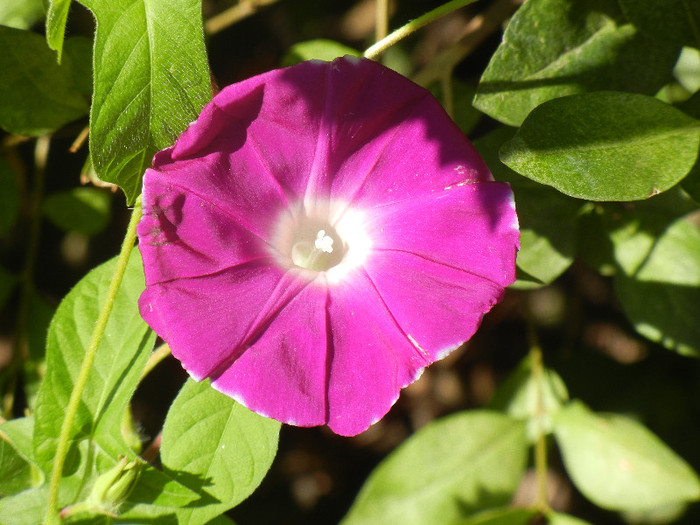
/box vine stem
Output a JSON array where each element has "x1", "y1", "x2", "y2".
[
  {"x1": 375, "y1": 0, "x2": 389, "y2": 43},
  {"x1": 45, "y1": 198, "x2": 143, "y2": 524},
  {"x1": 528, "y1": 321, "x2": 551, "y2": 514},
  {"x1": 364, "y1": 0, "x2": 478, "y2": 60}
]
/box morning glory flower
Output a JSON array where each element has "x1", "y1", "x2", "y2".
[{"x1": 137, "y1": 56, "x2": 519, "y2": 436}]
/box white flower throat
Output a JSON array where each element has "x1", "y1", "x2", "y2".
[
  {"x1": 290, "y1": 224, "x2": 345, "y2": 271},
  {"x1": 272, "y1": 200, "x2": 372, "y2": 282}
]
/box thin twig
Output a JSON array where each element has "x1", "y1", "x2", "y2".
[
  {"x1": 69, "y1": 126, "x2": 89, "y2": 153},
  {"x1": 205, "y1": 0, "x2": 280, "y2": 35},
  {"x1": 375, "y1": 0, "x2": 389, "y2": 43},
  {"x1": 364, "y1": 0, "x2": 479, "y2": 60},
  {"x1": 412, "y1": 0, "x2": 522, "y2": 87}
]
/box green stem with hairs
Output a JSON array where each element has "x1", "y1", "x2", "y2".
[
  {"x1": 364, "y1": 0, "x2": 478, "y2": 60},
  {"x1": 528, "y1": 322, "x2": 551, "y2": 514},
  {"x1": 44, "y1": 198, "x2": 143, "y2": 524}
]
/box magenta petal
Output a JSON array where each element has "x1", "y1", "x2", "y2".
[
  {"x1": 325, "y1": 273, "x2": 429, "y2": 436},
  {"x1": 325, "y1": 61, "x2": 491, "y2": 206},
  {"x1": 364, "y1": 250, "x2": 504, "y2": 361},
  {"x1": 367, "y1": 181, "x2": 519, "y2": 287},
  {"x1": 138, "y1": 171, "x2": 270, "y2": 285},
  {"x1": 139, "y1": 262, "x2": 308, "y2": 381},
  {"x1": 210, "y1": 281, "x2": 329, "y2": 427}
]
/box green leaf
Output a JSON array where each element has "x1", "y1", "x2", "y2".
[
  {"x1": 42, "y1": 187, "x2": 111, "y2": 235},
  {"x1": 429, "y1": 79, "x2": 481, "y2": 135},
  {"x1": 501, "y1": 92, "x2": 700, "y2": 201},
  {"x1": 553, "y1": 400, "x2": 700, "y2": 511},
  {"x1": 0, "y1": 152, "x2": 20, "y2": 236},
  {"x1": 489, "y1": 356, "x2": 568, "y2": 440},
  {"x1": 46, "y1": 0, "x2": 72, "y2": 60},
  {"x1": 618, "y1": 0, "x2": 700, "y2": 48},
  {"x1": 340, "y1": 411, "x2": 528, "y2": 525},
  {"x1": 547, "y1": 512, "x2": 592, "y2": 525},
  {"x1": 0, "y1": 417, "x2": 39, "y2": 471},
  {"x1": 0, "y1": 432, "x2": 33, "y2": 496},
  {"x1": 674, "y1": 47, "x2": 700, "y2": 95},
  {"x1": 282, "y1": 39, "x2": 360, "y2": 66},
  {"x1": 0, "y1": 485, "x2": 50, "y2": 525},
  {"x1": 473, "y1": 0, "x2": 678, "y2": 126},
  {"x1": 602, "y1": 189, "x2": 697, "y2": 276},
  {"x1": 0, "y1": 0, "x2": 45, "y2": 30},
  {"x1": 77, "y1": 0, "x2": 212, "y2": 204},
  {"x1": 615, "y1": 216, "x2": 700, "y2": 357},
  {"x1": 63, "y1": 36, "x2": 94, "y2": 97},
  {"x1": 0, "y1": 26, "x2": 88, "y2": 136},
  {"x1": 474, "y1": 127, "x2": 581, "y2": 286},
  {"x1": 33, "y1": 249, "x2": 156, "y2": 473},
  {"x1": 456, "y1": 507, "x2": 537, "y2": 525},
  {"x1": 160, "y1": 378, "x2": 281, "y2": 524}
]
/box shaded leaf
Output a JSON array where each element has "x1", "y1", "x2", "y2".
[
  {"x1": 501, "y1": 92, "x2": 700, "y2": 201},
  {"x1": 474, "y1": 0, "x2": 677, "y2": 126},
  {"x1": 615, "y1": 215, "x2": 700, "y2": 357},
  {"x1": 341, "y1": 411, "x2": 528, "y2": 525},
  {"x1": 619, "y1": 0, "x2": 700, "y2": 48},
  {"x1": 0, "y1": 150, "x2": 20, "y2": 236},
  {"x1": 553, "y1": 401, "x2": 700, "y2": 511},
  {"x1": 0, "y1": 26, "x2": 88, "y2": 136},
  {"x1": 0, "y1": 265, "x2": 18, "y2": 312},
  {"x1": 430, "y1": 79, "x2": 481, "y2": 135},
  {"x1": 42, "y1": 187, "x2": 111, "y2": 235},
  {"x1": 475, "y1": 127, "x2": 581, "y2": 286},
  {"x1": 489, "y1": 356, "x2": 568, "y2": 440},
  {"x1": 77, "y1": 0, "x2": 212, "y2": 204},
  {"x1": 160, "y1": 378, "x2": 281, "y2": 524}
]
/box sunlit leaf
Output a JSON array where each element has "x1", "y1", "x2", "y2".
[
  {"x1": 456, "y1": 507, "x2": 537, "y2": 525},
  {"x1": 77, "y1": 0, "x2": 212, "y2": 204},
  {"x1": 160, "y1": 378, "x2": 281, "y2": 524},
  {"x1": 547, "y1": 512, "x2": 593, "y2": 525},
  {"x1": 553, "y1": 401, "x2": 700, "y2": 511},
  {"x1": 46, "y1": 0, "x2": 72, "y2": 60},
  {"x1": 282, "y1": 39, "x2": 360, "y2": 66},
  {"x1": 615, "y1": 215, "x2": 700, "y2": 357},
  {"x1": 341, "y1": 411, "x2": 528, "y2": 525},
  {"x1": 501, "y1": 92, "x2": 700, "y2": 201},
  {"x1": 0, "y1": 0, "x2": 44, "y2": 30}
]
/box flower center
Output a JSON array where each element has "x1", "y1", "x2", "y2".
[
  {"x1": 289, "y1": 221, "x2": 346, "y2": 271},
  {"x1": 271, "y1": 200, "x2": 371, "y2": 282}
]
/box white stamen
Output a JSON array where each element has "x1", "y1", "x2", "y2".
[{"x1": 314, "y1": 230, "x2": 334, "y2": 253}]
